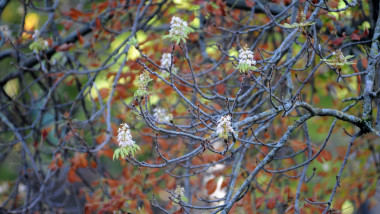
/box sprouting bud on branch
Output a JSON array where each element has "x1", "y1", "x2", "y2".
[
  {"x1": 323, "y1": 49, "x2": 355, "y2": 68},
  {"x1": 134, "y1": 70, "x2": 153, "y2": 98}
]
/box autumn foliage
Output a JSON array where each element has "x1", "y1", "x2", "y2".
[{"x1": 0, "y1": 0, "x2": 379, "y2": 213}]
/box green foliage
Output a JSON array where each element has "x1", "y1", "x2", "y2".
[
  {"x1": 162, "y1": 26, "x2": 194, "y2": 44},
  {"x1": 237, "y1": 63, "x2": 258, "y2": 73},
  {"x1": 323, "y1": 49, "x2": 355, "y2": 69},
  {"x1": 113, "y1": 144, "x2": 141, "y2": 161},
  {"x1": 29, "y1": 39, "x2": 48, "y2": 52},
  {"x1": 127, "y1": 37, "x2": 138, "y2": 46},
  {"x1": 281, "y1": 12, "x2": 315, "y2": 29}
]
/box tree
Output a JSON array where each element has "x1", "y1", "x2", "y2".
[{"x1": 0, "y1": 0, "x2": 379, "y2": 213}]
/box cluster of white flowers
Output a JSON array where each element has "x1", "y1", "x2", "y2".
[
  {"x1": 175, "y1": 185, "x2": 185, "y2": 198},
  {"x1": 216, "y1": 115, "x2": 234, "y2": 139},
  {"x1": 160, "y1": 53, "x2": 173, "y2": 71},
  {"x1": 0, "y1": 25, "x2": 11, "y2": 40},
  {"x1": 139, "y1": 72, "x2": 148, "y2": 91},
  {"x1": 169, "y1": 16, "x2": 188, "y2": 38},
  {"x1": 238, "y1": 48, "x2": 256, "y2": 67},
  {"x1": 153, "y1": 108, "x2": 171, "y2": 123},
  {"x1": 117, "y1": 123, "x2": 136, "y2": 147}
]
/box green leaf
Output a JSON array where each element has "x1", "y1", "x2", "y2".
[{"x1": 344, "y1": 55, "x2": 355, "y2": 60}]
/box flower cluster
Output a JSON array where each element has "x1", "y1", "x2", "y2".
[
  {"x1": 153, "y1": 108, "x2": 172, "y2": 123},
  {"x1": 216, "y1": 115, "x2": 234, "y2": 140},
  {"x1": 160, "y1": 53, "x2": 176, "y2": 73},
  {"x1": 0, "y1": 25, "x2": 11, "y2": 40},
  {"x1": 162, "y1": 16, "x2": 194, "y2": 44},
  {"x1": 113, "y1": 123, "x2": 141, "y2": 161},
  {"x1": 29, "y1": 30, "x2": 49, "y2": 52},
  {"x1": 117, "y1": 123, "x2": 135, "y2": 147},
  {"x1": 173, "y1": 185, "x2": 188, "y2": 202},
  {"x1": 237, "y1": 47, "x2": 257, "y2": 73},
  {"x1": 170, "y1": 17, "x2": 188, "y2": 37},
  {"x1": 175, "y1": 185, "x2": 185, "y2": 198},
  {"x1": 134, "y1": 70, "x2": 152, "y2": 98},
  {"x1": 324, "y1": 49, "x2": 355, "y2": 68}
]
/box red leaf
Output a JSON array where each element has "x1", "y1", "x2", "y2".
[
  {"x1": 331, "y1": 37, "x2": 344, "y2": 46},
  {"x1": 41, "y1": 128, "x2": 49, "y2": 139},
  {"x1": 245, "y1": 0, "x2": 255, "y2": 7},
  {"x1": 256, "y1": 197, "x2": 265, "y2": 209},
  {"x1": 361, "y1": 28, "x2": 369, "y2": 38},
  {"x1": 95, "y1": 18, "x2": 102, "y2": 30},
  {"x1": 206, "y1": 178, "x2": 217, "y2": 195},
  {"x1": 351, "y1": 33, "x2": 360, "y2": 41},
  {"x1": 267, "y1": 197, "x2": 276, "y2": 209}
]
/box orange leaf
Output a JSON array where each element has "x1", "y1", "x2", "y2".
[
  {"x1": 105, "y1": 179, "x2": 119, "y2": 188},
  {"x1": 316, "y1": 150, "x2": 332, "y2": 163},
  {"x1": 216, "y1": 84, "x2": 225, "y2": 94},
  {"x1": 221, "y1": 179, "x2": 228, "y2": 189},
  {"x1": 129, "y1": 199, "x2": 138, "y2": 210},
  {"x1": 99, "y1": 88, "x2": 110, "y2": 99},
  {"x1": 290, "y1": 140, "x2": 307, "y2": 150},
  {"x1": 206, "y1": 178, "x2": 217, "y2": 195},
  {"x1": 68, "y1": 167, "x2": 81, "y2": 183},
  {"x1": 77, "y1": 30, "x2": 84, "y2": 45},
  {"x1": 361, "y1": 58, "x2": 368, "y2": 69},
  {"x1": 90, "y1": 160, "x2": 97, "y2": 168},
  {"x1": 57, "y1": 158, "x2": 63, "y2": 168}
]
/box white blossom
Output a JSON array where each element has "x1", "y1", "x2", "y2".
[
  {"x1": 216, "y1": 115, "x2": 234, "y2": 139},
  {"x1": 175, "y1": 185, "x2": 185, "y2": 198},
  {"x1": 169, "y1": 16, "x2": 188, "y2": 38},
  {"x1": 0, "y1": 25, "x2": 11, "y2": 40},
  {"x1": 138, "y1": 72, "x2": 148, "y2": 91},
  {"x1": 160, "y1": 53, "x2": 173, "y2": 71},
  {"x1": 32, "y1": 30, "x2": 39, "y2": 40},
  {"x1": 153, "y1": 108, "x2": 172, "y2": 123},
  {"x1": 117, "y1": 123, "x2": 136, "y2": 147},
  {"x1": 238, "y1": 48, "x2": 256, "y2": 66}
]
